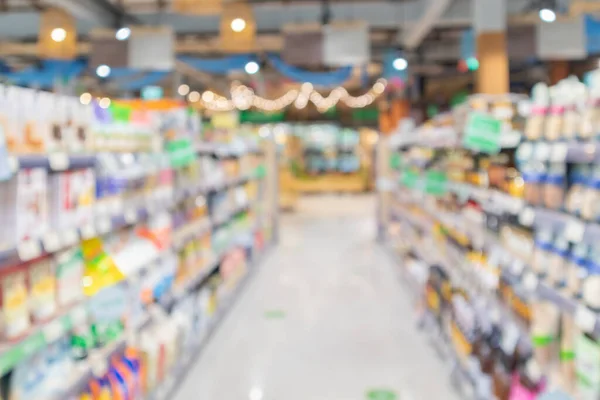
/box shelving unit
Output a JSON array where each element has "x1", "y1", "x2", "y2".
[
  {"x1": 0, "y1": 93, "x2": 279, "y2": 399},
  {"x1": 377, "y1": 94, "x2": 593, "y2": 399}
]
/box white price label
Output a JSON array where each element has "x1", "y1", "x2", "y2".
[
  {"x1": 81, "y1": 223, "x2": 96, "y2": 240},
  {"x1": 518, "y1": 207, "x2": 535, "y2": 227},
  {"x1": 511, "y1": 259, "x2": 526, "y2": 275},
  {"x1": 48, "y1": 153, "x2": 69, "y2": 171},
  {"x1": 17, "y1": 239, "x2": 42, "y2": 261},
  {"x1": 534, "y1": 143, "x2": 551, "y2": 161},
  {"x1": 575, "y1": 305, "x2": 597, "y2": 333},
  {"x1": 42, "y1": 232, "x2": 61, "y2": 253},
  {"x1": 550, "y1": 143, "x2": 568, "y2": 162},
  {"x1": 110, "y1": 199, "x2": 123, "y2": 215},
  {"x1": 97, "y1": 218, "x2": 111, "y2": 235},
  {"x1": 43, "y1": 319, "x2": 65, "y2": 343},
  {"x1": 523, "y1": 272, "x2": 538, "y2": 291},
  {"x1": 70, "y1": 306, "x2": 87, "y2": 325},
  {"x1": 62, "y1": 229, "x2": 79, "y2": 247},
  {"x1": 501, "y1": 323, "x2": 521, "y2": 354},
  {"x1": 124, "y1": 209, "x2": 138, "y2": 224},
  {"x1": 516, "y1": 142, "x2": 534, "y2": 160},
  {"x1": 565, "y1": 219, "x2": 586, "y2": 243},
  {"x1": 8, "y1": 156, "x2": 19, "y2": 173},
  {"x1": 95, "y1": 202, "x2": 108, "y2": 216}
]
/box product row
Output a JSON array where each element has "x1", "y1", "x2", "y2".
[{"x1": 0, "y1": 149, "x2": 262, "y2": 255}]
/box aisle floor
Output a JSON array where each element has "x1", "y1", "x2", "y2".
[{"x1": 174, "y1": 195, "x2": 458, "y2": 400}]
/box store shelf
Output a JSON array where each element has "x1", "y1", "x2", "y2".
[
  {"x1": 174, "y1": 175, "x2": 254, "y2": 204},
  {"x1": 519, "y1": 141, "x2": 599, "y2": 164},
  {"x1": 50, "y1": 338, "x2": 127, "y2": 400},
  {"x1": 211, "y1": 203, "x2": 251, "y2": 229},
  {"x1": 14, "y1": 153, "x2": 97, "y2": 171},
  {"x1": 195, "y1": 142, "x2": 262, "y2": 158},
  {"x1": 145, "y1": 245, "x2": 269, "y2": 400},
  {"x1": 0, "y1": 196, "x2": 173, "y2": 268},
  {"x1": 0, "y1": 303, "x2": 88, "y2": 376},
  {"x1": 523, "y1": 207, "x2": 600, "y2": 246}
]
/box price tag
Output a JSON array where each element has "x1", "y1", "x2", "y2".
[
  {"x1": 95, "y1": 202, "x2": 108, "y2": 216},
  {"x1": 8, "y1": 156, "x2": 19, "y2": 173},
  {"x1": 110, "y1": 199, "x2": 123, "y2": 215},
  {"x1": 97, "y1": 218, "x2": 111, "y2": 235},
  {"x1": 124, "y1": 209, "x2": 138, "y2": 224},
  {"x1": 511, "y1": 259, "x2": 525, "y2": 275},
  {"x1": 550, "y1": 143, "x2": 568, "y2": 162},
  {"x1": 516, "y1": 142, "x2": 533, "y2": 161},
  {"x1": 48, "y1": 153, "x2": 69, "y2": 171},
  {"x1": 17, "y1": 239, "x2": 42, "y2": 261},
  {"x1": 565, "y1": 218, "x2": 586, "y2": 243},
  {"x1": 81, "y1": 223, "x2": 96, "y2": 240},
  {"x1": 42, "y1": 232, "x2": 61, "y2": 253},
  {"x1": 517, "y1": 99, "x2": 532, "y2": 117},
  {"x1": 501, "y1": 323, "x2": 520, "y2": 354},
  {"x1": 523, "y1": 272, "x2": 538, "y2": 291},
  {"x1": 534, "y1": 143, "x2": 551, "y2": 161},
  {"x1": 62, "y1": 229, "x2": 79, "y2": 247},
  {"x1": 575, "y1": 305, "x2": 597, "y2": 333},
  {"x1": 71, "y1": 306, "x2": 87, "y2": 325},
  {"x1": 42, "y1": 319, "x2": 65, "y2": 343},
  {"x1": 518, "y1": 207, "x2": 535, "y2": 227}
]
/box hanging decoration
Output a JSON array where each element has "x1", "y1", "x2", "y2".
[
  {"x1": 266, "y1": 55, "x2": 353, "y2": 87},
  {"x1": 198, "y1": 79, "x2": 387, "y2": 112}
]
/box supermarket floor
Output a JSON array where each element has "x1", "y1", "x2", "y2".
[{"x1": 174, "y1": 195, "x2": 458, "y2": 400}]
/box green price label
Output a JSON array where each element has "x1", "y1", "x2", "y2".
[
  {"x1": 366, "y1": 389, "x2": 397, "y2": 400},
  {"x1": 425, "y1": 170, "x2": 447, "y2": 196},
  {"x1": 463, "y1": 112, "x2": 503, "y2": 154}
]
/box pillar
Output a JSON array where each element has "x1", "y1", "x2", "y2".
[
  {"x1": 549, "y1": 61, "x2": 570, "y2": 84},
  {"x1": 473, "y1": 0, "x2": 509, "y2": 94}
]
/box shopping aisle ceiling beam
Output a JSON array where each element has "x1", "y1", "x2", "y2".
[
  {"x1": 42, "y1": 0, "x2": 116, "y2": 26},
  {"x1": 42, "y1": 0, "x2": 141, "y2": 27},
  {"x1": 402, "y1": 0, "x2": 453, "y2": 50}
]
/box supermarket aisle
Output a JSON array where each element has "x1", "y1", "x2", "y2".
[{"x1": 174, "y1": 195, "x2": 457, "y2": 400}]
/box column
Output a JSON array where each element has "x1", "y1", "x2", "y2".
[
  {"x1": 473, "y1": 0, "x2": 509, "y2": 94},
  {"x1": 549, "y1": 61, "x2": 570, "y2": 84}
]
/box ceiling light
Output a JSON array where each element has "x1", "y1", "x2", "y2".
[
  {"x1": 202, "y1": 91, "x2": 215, "y2": 102},
  {"x1": 99, "y1": 97, "x2": 111, "y2": 109},
  {"x1": 245, "y1": 61, "x2": 259, "y2": 75},
  {"x1": 96, "y1": 64, "x2": 111, "y2": 78},
  {"x1": 115, "y1": 27, "x2": 131, "y2": 41},
  {"x1": 231, "y1": 18, "x2": 246, "y2": 32},
  {"x1": 178, "y1": 84, "x2": 190, "y2": 96},
  {"x1": 79, "y1": 92, "x2": 92, "y2": 105},
  {"x1": 188, "y1": 91, "x2": 200, "y2": 102},
  {"x1": 393, "y1": 57, "x2": 408, "y2": 71},
  {"x1": 539, "y1": 8, "x2": 556, "y2": 23},
  {"x1": 51, "y1": 28, "x2": 67, "y2": 43}
]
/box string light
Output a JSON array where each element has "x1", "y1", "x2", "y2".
[
  {"x1": 178, "y1": 84, "x2": 190, "y2": 96},
  {"x1": 197, "y1": 79, "x2": 387, "y2": 111},
  {"x1": 188, "y1": 91, "x2": 200, "y2": 102},
  {"x1": 79, "y1": 92, "x2": 92, "y2": 105},
  {"x1": 99, "y1": 97, "x2": 111, "y2": 109}
]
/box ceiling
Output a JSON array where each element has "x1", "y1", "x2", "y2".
[{"x1": 0, "y1": 0, "x2": 597, "y2": 95}]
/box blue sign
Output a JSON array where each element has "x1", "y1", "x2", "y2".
[
  {"x1": 461, "y1": 29, "x2": 475, "y2": 60},
  {"x1": 586, "y1": 15, "x2": 600, "y2": 54},
  {"x1": 141, "y1": 85, "x2": 163, "y2": 100}
]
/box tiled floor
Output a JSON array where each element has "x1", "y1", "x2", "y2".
[{"x1": 174, "y1": 195, "x2": 458, "y2": 400}]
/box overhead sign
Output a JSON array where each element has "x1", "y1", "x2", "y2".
[
  {"x1": 141, "y1": 85, "x2": 163, "y2": 100},
  {"x1": 323, "y1": 22, "x2": 370, "y2": 66}
]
